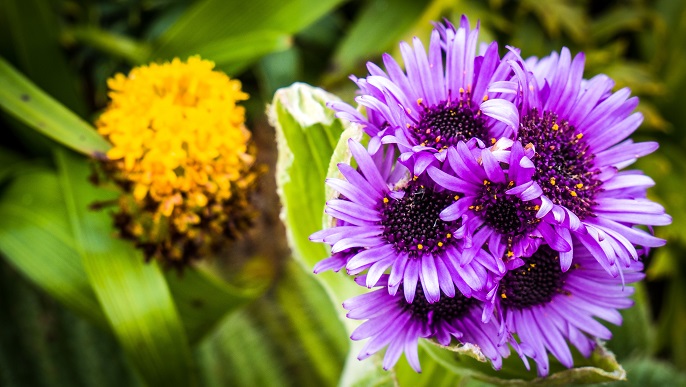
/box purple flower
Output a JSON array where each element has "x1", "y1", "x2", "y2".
[
  {"x1": 428, "y1": 140, "x2": 573, "y2": 270},
  {"x1": 496, "y1": 242, "x2": 643, "y2": 376},
  {"x1": 507, "y1": 48, "x2": 671, "y2": 275},
  {"x1": 329, "y1": 16, "x2": 519, "y2": 175},
  {"x1": 343, "y1": 275, "x2": 509, "y2": 372},
  {"x1": 310, "y1": 139, "x2": 504, "y2": 303}
]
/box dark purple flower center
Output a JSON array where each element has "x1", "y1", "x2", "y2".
[
  {"x1": 474, "y1": 181, "x2": 540, "y2": 235},
  {"x1": 519, "y1": 110, "x2": 601, "y2": 219},
  {"x1": 499, "y1": 245, "x2": 569, "y2": 309},
  {"x1": 401, "y1": 285, "x2": 476, "y2": 323},
  {"x1": 380, "y1": 181, "x2": 459, "y2": 256},
  {"x1": 411, "y1": 98, "x2": 487, "y2": 151}
]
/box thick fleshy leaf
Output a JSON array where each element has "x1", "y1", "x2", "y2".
[
  {"x1": 270, "y1": 83, "x2": 365, "y2": 317},
  {"x1": 55, "y1": 149, "x2": 195, "y2": 387},
  {"x1": 0, "y1": 58, "x2": 110, "y2": 156},
  {"x1": 270, "y1": 82, "x2": 343, "y2": 268}
]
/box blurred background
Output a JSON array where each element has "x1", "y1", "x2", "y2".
[{"x1": 0, "y1": 0, "x2": 685, "y2": 385}]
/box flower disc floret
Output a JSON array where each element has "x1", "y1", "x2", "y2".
[{"x1": 96, "y1": 56, "x2": 259, "y2": 266}]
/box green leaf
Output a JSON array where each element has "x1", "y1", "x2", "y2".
[
  {"x1": 607, "y1": 282, "x2": 656, "y2": 360},
  {"x1": 195, "y1": 260, "x2": 349, "y2": 386},
  {"x1": 604, "y1": 357, "x2": 686, "y2": 387},
  {"x1": 0, "y1": 57, "x2": 110, "y2": 156},
  {"x1": 165, "y1": 267, "x2": 265, "y2": 345},
  {"x1": 269, "y1": 83, "x2": 364, "y2": 315},
  {"x1": 328, "y1": 0, "x2": 431, "y2": 82},
  {"x1": 65, "y1": 26, "x2": 152, "y2": 65},
  {"x1": 152, "y1": 0, "x2": 345, "y2": 60},
  {"x1": 0, "y1": 168, "x2": 106, "y2": 326},
  {"x1": 0, "y1": 260, "x2": 143, "y2": 387},
  {"x1": 0, "y1": 159, "x2": 262, "y2": 350},
  {"x1": 175, "y1": 31, "x2": 292, "y2": 75},
  {"x1": 270, "y1": 82, "x2": 344, "y2": 270},
  {"x1": 421, "y1": 339, "x2": 626, "y2": 385},
  {"x1": 55, "y1": 149, "x2": 195, "y2": 387},
  {"x1": 1, "y1": 0, "x2": 86, "y2": 116}
]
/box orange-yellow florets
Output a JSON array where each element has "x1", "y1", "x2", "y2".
[{"x1": 96, "y1": 56, "x2": 260, "y2": 266}]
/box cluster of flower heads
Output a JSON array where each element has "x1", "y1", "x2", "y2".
[
  {"x1": 310, "y1": 16, "x2": 670, "y2": 376},
  {"x1": 96, "y1": 56, "x2": 261, "y2": 267}
]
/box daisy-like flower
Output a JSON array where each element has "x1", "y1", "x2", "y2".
[
  {"x1": 428, "y1": 141, "x2": 571, "y2": 270},
  {"x1": 96, "y1": 56, "x2": 261, "y2": 267},
  {"x1": 329, "y1": 16, "x2": 519, "y2": 174},
  {"x1": 344, "y1": 275, "x2": 509, "y2": 372},
  {"x1": 508, "y1": 48, "x2": 671, "y2": 275},
  {"x1": 310, "y1": 140, "x2": 504, "y2": 303},
  {"x1": 497, "y1": 243, "x2": 643, "y2": 376}
]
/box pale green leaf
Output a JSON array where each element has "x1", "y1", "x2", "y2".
[
  {"x1": 0, "y1": 57, "x2": 110, "y2": 156},
  {"x1": 270, "y1": 82, "x2": 344, "y2": 269},
  {"x1": 55, "y1": 149, "x2": 195, "y2": 387}
]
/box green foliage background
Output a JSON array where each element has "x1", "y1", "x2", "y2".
[{"x1": 0, "y1": 0, "x2": 685, "y2": 385}]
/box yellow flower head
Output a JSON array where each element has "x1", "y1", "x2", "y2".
[{"x1": 96, "y1": 56, "x2": 260, "y2": 266}]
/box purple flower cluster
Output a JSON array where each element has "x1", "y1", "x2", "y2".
[{"x1": 310, "y1": 16, "x2": 670, "y2": 376}]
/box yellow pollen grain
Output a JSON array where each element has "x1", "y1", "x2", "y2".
[
  {"x1": 446, "y1": 233, "x2": 452, "y2": 239},
  {"x1": 550, "y1": 177, "x2": 556, "y2": 186},
  {"x1": 417, "y1": 244, "x2": 424, "y2": 250},
  {"x1": 506, "y1": 251, "x2": 514, "y2": 258},
  {"x1": 491, "y1": 138, "x2": 497, "y2": 144},
  {"x1": 576, "y1": 183, "x2": 584, "y2": 189},
  {"x1": 383, "y1": 197, "x2": 389, "y2": 204},
  {"x1": 459, "y1": 87, "x2": 465, "y2": 94},
  {"x1": 435, "y1": 136, "x2": 441, "y2": 143},
  {"x1": 501, "y1": 293, "x2": 507, "y2": 299},
  {"x1": 417, "y1": 98, "x2": 423, "y2": 105},
  {"x1": 483, "y1": 180, "x2": 490, "y2": 185},
  {"x1": 483, "y1": 95, "x2": 489, "y2": 101},
  {"x1": 437, "y1": 242, "x2": 444, "y2": 247},
  {"x1": 576, "y1": 133, "x2": 584, "y2": 139},
  {"x1": 552, "y1": 123, "x2": 559, "y2": 131},
  {"x1": 413, "y1": 175, "x2": 418, "y2": 181},
  {"x1": 570, "y1": 191, "x2": 578, "y2": 197},
  {"x1": 534, "y1": 205, "x2": 540, "y2": 211},
  {"x1": 454, "y1": 195, "x2": 460, "y2": 200}
]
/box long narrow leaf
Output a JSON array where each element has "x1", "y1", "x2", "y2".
[
  {"x1": 55, "y1": 149, "x2": 195, "y2": 387},
  {"x1": 0, "y1": 169, "x2": 106, "y2": 326},
  {"x1": 153, "y1": 0, "x2": 344, "y2": 59},
  {"x1": 0, "y1": 58, "x2": 110, "y2": 156}
]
